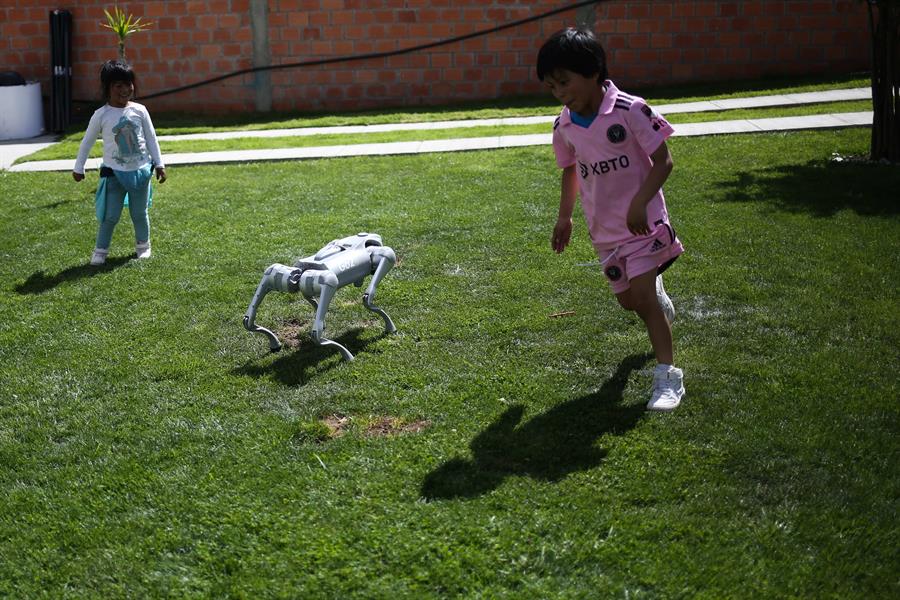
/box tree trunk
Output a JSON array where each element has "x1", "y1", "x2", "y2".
[{"x1": 868, "y1": 0, "x2": 900, "y2": 162}]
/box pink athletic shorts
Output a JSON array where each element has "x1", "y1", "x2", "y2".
[{"x1": 597, "y1": 221, "x2": 684, "y2": 294}]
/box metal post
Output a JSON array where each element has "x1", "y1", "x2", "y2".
[
  {"x1": 249, "y1": 0, "x2": 272, "y2": 112},
  {"x1": 61, "y1": 10, "x2": 71, "y2": 129},
  {"x1": 50, "y1": 10, "x2": 59, "y2": 132},
  {"x1": 49, "y1": 9, "x2": 72, "y2": 132}
]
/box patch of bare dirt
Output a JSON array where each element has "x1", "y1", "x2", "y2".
[
  {"x1": 275, "y1": 319, "x2": 309, "y2": 349},
  {"x1": 312, "y1": 415, "x2": 430, "y2": 440},
  {"x1": 322, "y1": 414, "x2": 352, "y2": 438},
  {"x1": 365, "y1": 417, "x2": 431, "y2": 437}
]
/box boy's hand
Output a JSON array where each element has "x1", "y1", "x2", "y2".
[
  {"x1": 155, "y1": 167, "x2": 167, "y2": 183},
  {"x1": 72, "y1": 171, "x2": 84, "y2": 182},
  {"x1": 552, "y1": 217, "x2": 572, "y2": 253},
  {"x1": 626, "y1": 198, "x2": 650, "y2": 236}
]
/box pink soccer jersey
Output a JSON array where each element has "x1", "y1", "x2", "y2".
[{"x1": 552, "y1": 80, "x2": 674, "y2": 250}]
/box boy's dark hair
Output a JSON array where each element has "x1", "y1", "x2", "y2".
[
  {"x1": 100, "y1": 59, "x2": 137, "y2": 101},
  {"x1": 536, "y1": 28, "x2": 608, "y2": 83}
]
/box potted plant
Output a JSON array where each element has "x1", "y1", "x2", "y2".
[{"x1": 101, "y1": 5, "x2": 152, "y2": 61}]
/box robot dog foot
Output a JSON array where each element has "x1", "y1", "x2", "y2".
[{"x1": 242, "y1": 315, "x2": 282, "y2": 352}]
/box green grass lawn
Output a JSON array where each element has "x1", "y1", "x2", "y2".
[{"x1": 1, "y1": 124, "x2": 897, "y2": 596}]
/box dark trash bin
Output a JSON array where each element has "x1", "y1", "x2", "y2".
[{"x1": 0, "y1": 72, "x2": 27, "y2": 86}]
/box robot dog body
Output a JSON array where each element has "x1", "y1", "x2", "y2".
[{"x1": 243, "y1": 233, "x2": 396, "y2": 361}]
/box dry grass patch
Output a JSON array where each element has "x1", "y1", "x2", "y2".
[
  {"x1": 364, "y1": 417, "x2": 431, "y2": 437},
  {"x1": 273, "y1": 319, "x2": 309, "y2": 349},
  {"x1": 322, "y1": 414, "x2": 352, "y2": 438}
]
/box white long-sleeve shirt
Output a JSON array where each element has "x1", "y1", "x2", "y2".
[{"x1": 73, "y1": 102, "x2": 164, "y2": 174}]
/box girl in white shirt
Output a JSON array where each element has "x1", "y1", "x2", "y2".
[{"x1": 73, "y1": 60, "x2": 167, "y2": 265}]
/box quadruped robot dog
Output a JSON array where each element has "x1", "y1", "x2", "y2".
[{"x1": 243, "y1": 233, "x2": 396, "y2": 361}]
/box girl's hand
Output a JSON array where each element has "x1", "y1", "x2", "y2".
[
  {"x1": 626, "y1": 197, "x2": 650, "y2": 236},
  {"x1": 552, "y1": 217, "x2": 572, "y2": 254},
  {"x1": 155, "y1": 167, "x2": 167, "y2": 183},
  {"x1": 72, "y1": 171, "x2": 84, "y2": 182}
]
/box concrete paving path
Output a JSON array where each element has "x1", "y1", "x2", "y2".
[
  {"x1": 2, "y1": 87, "x2": 872, "y2": 172},
  {"x1": 0, "y1": 134, "x2": 59, "y2": 171},
  {"x1": 149, "y1": 87, "x2": 869, "y2": 142}
]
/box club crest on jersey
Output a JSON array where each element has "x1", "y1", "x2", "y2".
[{"x1": 606, "y1": 124, "x2": 627, "y2": 144}]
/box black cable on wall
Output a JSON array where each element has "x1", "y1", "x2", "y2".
[{"x1": 135, "y1": 0, "x2": 602, "y2": 101}]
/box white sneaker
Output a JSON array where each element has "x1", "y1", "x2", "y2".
[
  {"x1": 136, "y1": 241, "x2": 151, "y2": 259},
  {"x1": 648, "y1": 364, "x2": 684, "y2": 411},
  {"x1": 90, "y1": 248, "x2": 108, "y2": 265},
  {"x1": 656, "y1": 274, "x2": 674, "y2": 324}
]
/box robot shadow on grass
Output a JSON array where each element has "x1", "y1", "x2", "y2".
[
  {"x1": 421, "y1": 353, "x2": 652, "y2": 501},
  {"x1": 233, "y1": 327, "x2": 390, "y2": 387},
  {"x1": 15, "y1": 256, "x2": 131, "y2": 295}
]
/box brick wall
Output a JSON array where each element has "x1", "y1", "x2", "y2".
[{"x1": 0, "y1": 0, "x2": 871, "y2": 116}]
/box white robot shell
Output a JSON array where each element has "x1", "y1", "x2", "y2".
[{"x1": 243, "y1": 233, "x2": 397, "y2": 361}]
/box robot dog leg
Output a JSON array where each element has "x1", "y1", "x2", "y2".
[
  {"x1": 300, "y1": 269, "x2": 356, "y2": 361},
  {"x1": 243, "y1": 263, "x2": 302, "y2": 352},
  {"x1": 243, "y1": 265, "x2": 353, "y2": 359},
  {"x1": 362, "y1": 245, "x2": 397, "y2": 334}
]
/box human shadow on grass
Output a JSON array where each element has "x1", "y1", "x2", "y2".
[
  {"x1": 36, "y1": 199, "x2": 73, "y2": 210},
  {"x1": 234, "y1": 328, "x2": 386, "y2": 386},
  {"x1": 421, "y1": 352, "x2": 652, "y2": 501},
  {"x1": 14, "y1": 256, "x2": 132, "y2": 295},
  {"x1": 714, "y1": 159, "x2": 900, "y2": 217}
]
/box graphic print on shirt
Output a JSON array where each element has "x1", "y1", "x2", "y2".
[
  {"x1": 111, "y1": 115, "x2": 141, "y2": 166},
  {"x1": 640, "y1": 104, "x2": 669, "y2": 132},
  {"x1": 578, "y1": 154, "x2": 631, "y2": 179}
]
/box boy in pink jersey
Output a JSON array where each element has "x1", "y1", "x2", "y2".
[{"x1": 537, "y1": 28, "x2": 685, "y2": 411}]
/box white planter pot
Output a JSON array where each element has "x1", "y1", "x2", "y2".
[{"x1": 0, "y1": 81, "x2": 45, "y2": 141}]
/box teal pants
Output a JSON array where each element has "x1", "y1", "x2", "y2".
[{"x1": 95, "y1": 166, "x2": 151, "y2": 250}]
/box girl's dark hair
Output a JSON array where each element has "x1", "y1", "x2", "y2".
[
  {"x1": 100, "y1": 59, "x2": 137, "y2": 101},
  {"x1": 536, "y1": 28, "x2": 608, "y2": 83}
]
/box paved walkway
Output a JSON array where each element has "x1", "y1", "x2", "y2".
[
  {"x1": 2, "y1": 87, "x2": 871, "y2": 172},
  {"x1": 149, "y1": 87, "x2": 869, "y2": 142},
  {"x1": 1, "y1": 134, "x2": 58, "y2": 171}
]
